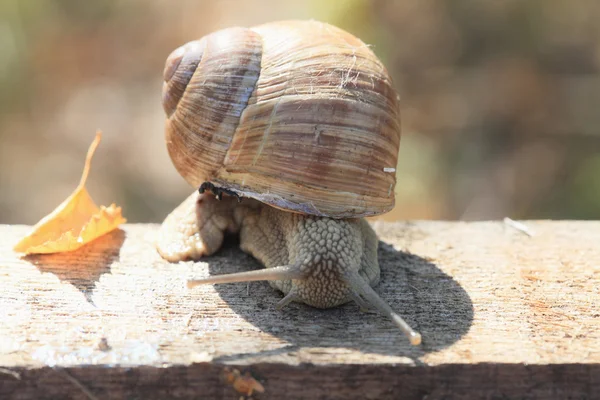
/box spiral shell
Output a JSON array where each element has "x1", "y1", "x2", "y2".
[{"x1": 162, "y1": 20, "x2": 401, "y2": 218}]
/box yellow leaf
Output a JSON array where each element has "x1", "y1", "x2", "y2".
[{"x1": 13, "y1": 131, "x2": 126, "y2": 254}]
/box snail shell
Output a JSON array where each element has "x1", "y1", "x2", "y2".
[{"x1": 162, "y1": 20, "x2": 401, "y2": 218}]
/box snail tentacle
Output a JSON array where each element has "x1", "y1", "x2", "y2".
[
  {"x1": 187, "y1": 264, "x2": 305, "y2": 289},
  {"x1": 344, "y1": 270, "x2": 422, "y2": 346}
]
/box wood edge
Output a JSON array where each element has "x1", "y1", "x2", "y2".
[{"x1": 1, "y1": 362, "x2": 598, "y2": 399}]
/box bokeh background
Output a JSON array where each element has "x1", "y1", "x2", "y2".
[{"x1": 1, "y1": 0, "x2": 599, "y2": 224}]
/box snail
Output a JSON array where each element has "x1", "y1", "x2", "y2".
[{"x1": 156, "y1": 20, "x2": 421, "y2": 346}]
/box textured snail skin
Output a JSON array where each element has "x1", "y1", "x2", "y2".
[
  {"x1": 157, "y1": 192, "x2": 379, "y2": 308},
  {"x1": 162, "y1": 20, "x2": 401, "y2": 219}
]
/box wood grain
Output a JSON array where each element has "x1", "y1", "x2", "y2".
[{"x1": 0, "y1": 221, "x2": 598, "y2": 399}]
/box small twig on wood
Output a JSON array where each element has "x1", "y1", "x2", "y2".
[
  {"x1": 503, "y1": 217, "x2": 534, "y2": 237},
  {"x1": 56, "y1": 368, "x2": 100, "y2": 400},
  {"x1": 183, "y1": 312, "x2": 193, "y2": 327}
]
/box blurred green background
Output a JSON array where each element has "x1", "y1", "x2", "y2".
[{"x1": 1, "y1": 0, "x2": 599, "y2": 224}]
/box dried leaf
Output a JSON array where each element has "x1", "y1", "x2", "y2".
[{"x1": 13, "y1": 131, "x2": 126, "y2": 254}]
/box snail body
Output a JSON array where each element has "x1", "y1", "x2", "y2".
[
  {"x1": 157, "y1": 20, "x2": 420, "y2": 345},
  {"x1": 159, "y1": 193, "x2": 378, "y2": 310}
]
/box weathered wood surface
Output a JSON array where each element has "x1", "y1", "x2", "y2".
[{"x1": 0, "y1": 221, "x2": 598, "y2": 399}]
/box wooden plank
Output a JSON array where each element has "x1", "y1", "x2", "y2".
[{"x1": 0, "y1": 221, "x2": 598, "y2": 399}]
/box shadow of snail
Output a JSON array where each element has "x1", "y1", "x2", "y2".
[{"x1": 189, "y1": 236, "x2": 473, "y2": 360}]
